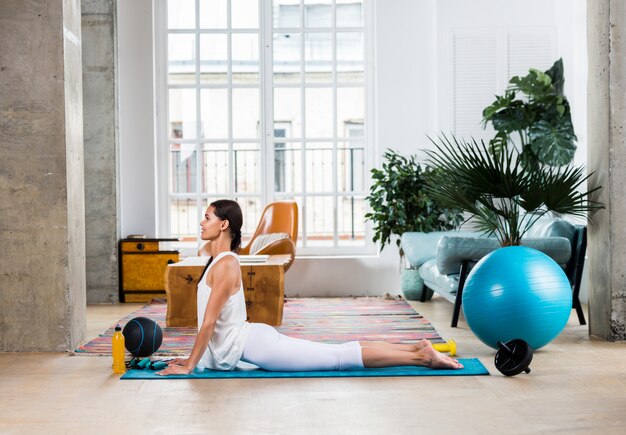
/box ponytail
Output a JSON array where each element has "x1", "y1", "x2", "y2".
[{"x1": 231, "y1": 230, "x2": 242, "y2": 253}]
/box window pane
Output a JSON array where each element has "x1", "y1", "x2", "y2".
[
  {"x1": 232, "y1": 88, "x2": 260, "y2": 138},
  {"x1": 305, "y1": 87, "x2": 332, "y2": 137},
  {"x1": 200, "y1": 0, "x2": 227, "y2": 29},
  {"x1": 273, "y1": 32, "x2": 301, "y2": 84},
  {"x1": 337, "y1": 143, "x2": 364, "y2": 192},
  {"x1": 274, "y1": 142, "x2": 302, "y2": 193},
  {"x1": 336, "y1": 0, "x2": 363, "y2": 27},
  {"x1": 170, "y1": 198, "x2": 198, "y2": 237},
  {"x1": 232, "y1": 0, "x2": 259, "y2": 28},
  {"x1": 170, "y1": 144, "x2": 197, "y2": 193},
  {"x1": 337, "y1": 32, "x2": 364, "y2": 83},
  {"x1": 304, "y1": 33, "x2": 332, "y2": 83},
  {"x1": 200, "y1": 89, "x2": 228, "y2": 139},
  {"x1": 233, "y1": 143, "x2": 259, "y2": 193},
  {"x1": 169, "y1": 89, "x2": 197, "y2": 139},
  {"x1": 232, "y1": 33, "x2": 259, "y2": 84},
  {"x1": 337, "y1": 87, "x2": 364, "y2": 138},
  {"x1": 344, "y1": 121, "x2": 364, "y2": 138},
  {"x1": 168, "y1": 34, "x2": 195, "y2": 85},
  {"x1": 273, "y1": 0, "x2": 300, "y2": 28},
  {"x1": 274, "y1": 88, "x2": 302, "y2": 137},
  {"x1": 202, "y1": 143, "x2": 229, "y2": 193},
  {"x1": 305, "y1": 143, "x2": 333, "y2": 193},
  {"x1": 305, "y1": 196, "x2": 334, "y2": 247},
  {"x1": 273, "y1": 121, "x2": 293, "y2": 139},
  {"x1": 305, "y1": 0, "x2": 331, "y2": 28},
  {"x1": 235, "y1": 197, "x2": 261, "y2": 236},
  {"x1": 168, "y1": 0, "x2": 195, "y2": 29},
  {"x1": 200, "y1": 34, "x2": 227, "y2": 84},
  {"x1": 337, "y1": 196, "x2": 365, "y2": 246}
]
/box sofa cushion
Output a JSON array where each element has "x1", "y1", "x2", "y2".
[
  {"x1": 249, "y1": 232, "x2": 290, "y2": 254},
  {"x1": 418, "y1": 258, "x2": 459, "y2": 302},
  {"x1": 525, "y1": 216, "x2": 575, "y2": 240},
  {"x1": 401, "y1": 231, "x2": 475, "y2": 269},
  {"x1": 436, "y1": 236, "x2": 572, "y2": 275}
]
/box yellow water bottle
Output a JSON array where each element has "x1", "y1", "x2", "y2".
[{"x1": 112, "y1": 324, "x2": 126, "y2": 374}]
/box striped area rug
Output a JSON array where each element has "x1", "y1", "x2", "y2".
[{"x1": 74, "y1": 297, "x2": 443, "y2": 356}]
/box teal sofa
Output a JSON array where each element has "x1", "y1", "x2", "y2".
[{"x1": 401, "y1": 216, "x2": 587, "y2": 327}]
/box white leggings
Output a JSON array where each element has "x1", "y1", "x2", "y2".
[{"x1": 241, "y1": 323, "x2": 364, "y2": 371}]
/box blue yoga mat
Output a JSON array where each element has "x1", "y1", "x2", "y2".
[{"x1": 120, "y1": 358, "x2": 488, "y2": 379}]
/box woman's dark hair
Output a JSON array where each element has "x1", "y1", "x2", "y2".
[{"x1": 209, "y1": 199, "x2": 243, "y2": 252}]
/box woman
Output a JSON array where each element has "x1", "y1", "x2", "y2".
[{"x1": 157, "y1": 200, "x2": 462, "y2": 375}]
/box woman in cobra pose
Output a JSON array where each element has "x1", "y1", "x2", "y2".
[{"x1": 157, "y1": 200, "x2": 462, "y2": 375}]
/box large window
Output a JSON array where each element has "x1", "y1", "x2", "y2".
[{"x1": 157, "y1": 0, "x2": 372, "y2": 255}]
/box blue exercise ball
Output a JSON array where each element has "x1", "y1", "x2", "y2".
[{"x1": 462, "y1": 246, "x2": 572, "y2": 350}]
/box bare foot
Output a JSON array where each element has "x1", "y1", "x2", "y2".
[
  {"x1": 416, "y1": 343, "x2": 464, "y2": 369},
  {"x1": 412, "y1": 339, "x2": 432, "y2": 352}
]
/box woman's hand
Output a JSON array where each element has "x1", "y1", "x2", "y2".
[
  {"x1": 155, "y1": 357, "x2": 193, "y2": 375},
  {"x1": 166, "y1": 357, "x2": 189, "y2": 366},
  {"x1": 156, "y1": 363, "x2": 193, "y2": 376}
]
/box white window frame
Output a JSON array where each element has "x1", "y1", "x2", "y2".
[{"x1": 154, "y1": 0, "x2": 376, "y2": 256}]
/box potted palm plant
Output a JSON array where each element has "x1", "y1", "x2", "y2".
[
  {"x1": 365, "y1": 149, "x2": 463, "y2": 299},
  {"x1": 425, "y1": 59, "x2": 602, "y2": 245},
  {"x1": 424, "y1": 135, "x2": 602, "y2": 247}
]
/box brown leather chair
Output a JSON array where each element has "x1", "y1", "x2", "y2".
[{"x1": 199, "y1": 200, "x2": 299, "y2": 271}]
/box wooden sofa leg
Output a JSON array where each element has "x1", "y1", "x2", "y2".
[{"x1": 452, "y1": 261, "x2": 470, "y2": 327}]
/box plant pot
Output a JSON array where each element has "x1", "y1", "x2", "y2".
[{"x1": 400, "y1": 268, "x2": 433, "y2": 301}]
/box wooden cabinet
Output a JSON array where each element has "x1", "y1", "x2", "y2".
[{"x1": 119, "y1": 238, "x2": 179, "y2": 303}]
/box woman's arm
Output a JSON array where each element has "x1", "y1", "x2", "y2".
[{"x1": 157, "y1": 256, "x2": 240, "y2": 375}]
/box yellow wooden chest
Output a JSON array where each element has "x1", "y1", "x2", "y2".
[{"x1": 119, "y1": 238, "x2": 179, "y2": 303}]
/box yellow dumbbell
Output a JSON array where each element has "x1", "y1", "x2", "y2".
[{"x1": 432, "y1": 339, "x2": 456, "y2": 356}]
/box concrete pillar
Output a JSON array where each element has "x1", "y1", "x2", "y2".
[
  {"x1": 0, "y1": 0, "x2": 86, "y2": 351},
  {"x1": 587, "y1": 0, "x2": 626, "y2": 340},
  {"x1": 82, "y1": 0, "x2": 119, "y2": 303}
]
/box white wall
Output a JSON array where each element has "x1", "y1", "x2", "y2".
[
  {"x1": 433, "y1": 0, "x2": 587, "y2": 162},
  {"x1": 117, "y1": 0, "x2": 588, "y2": 297},
  {"x1": 118, "y1": 0, "x2": 157, "y2": 237}
]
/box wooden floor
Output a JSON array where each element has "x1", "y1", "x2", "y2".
[{"x1": 1, "y1": 297, "x2": 625, "y2": 434}]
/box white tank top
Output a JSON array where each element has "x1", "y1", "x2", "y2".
[{"x1": 197, "y1": 251, "x2": 251, "y2": 370}]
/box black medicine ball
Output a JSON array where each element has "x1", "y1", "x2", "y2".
[{"x1": 122, "y1": 316, "x2": 163, "y2": 357}]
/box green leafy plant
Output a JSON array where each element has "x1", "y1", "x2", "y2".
[
  {"x1": 482, "y1": 58, "x2": 576, "y2": 168},
  {"x1": 365, "y1": 149, "x2": 464, "y2": 252},
  {"x1": 424, "y1": 135, "x2": 603, "y2": 246}
]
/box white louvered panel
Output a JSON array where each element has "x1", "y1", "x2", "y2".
[
  {"x1": 508, "y1": 33, "x2": 556, "y2": 80},
  {"x1": 453, "y1": 34, "x2": 498, "y2": 142}
]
